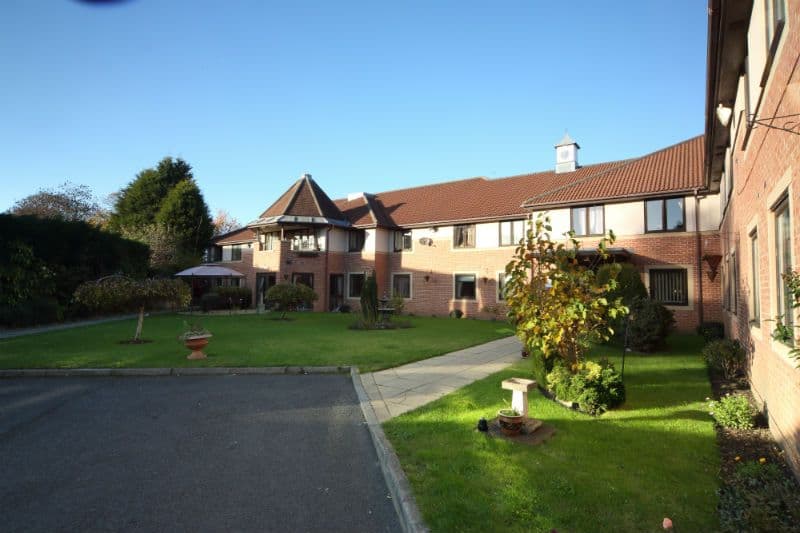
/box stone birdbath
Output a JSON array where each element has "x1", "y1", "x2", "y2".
[{"x1": 497, "y1": 378, "x2": 537, "y2": 436}]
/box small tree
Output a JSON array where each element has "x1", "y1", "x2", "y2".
[
  {"x1": 73, "y1": 277, "x2": 190, "y2": 342},
  {"x1": 360, "y1": 271, "x2": 378, "y2": 325},
  {"x1": 9, "y1": 181, "x2": 100, "y2": 222},
  {"x1": 504, "y1": 214, "x2": 627, "y2": 370},
  {"x1": 265, "y1": 282, "x2": 318, "y2": 319}
]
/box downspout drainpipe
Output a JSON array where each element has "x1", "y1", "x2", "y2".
[
  {"x1": 324, "y1": 226, "x2": 331, "y2": 311},
  {"x1": 695, "y1": 188, "x2": 705, "y2": 325}
]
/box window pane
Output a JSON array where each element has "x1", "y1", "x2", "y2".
[
  {"x1": 393, "y1": 274, "x2": 411, "y2": 299},
  {"x1": 571, "y1": 207, "x2": 587, "y2": 235},
  {"x1": 751, "y1": 232, "x2": 760, "y2": 321},
  {"x1": 402, "y1": 231, "x2": 412, "y2": 250},
  {"x1": 589, "y1": 206, "x2": 604, "y2": 234},
  {"x1": 231, "y1": 245, "x2": 242, "y2": 261},
  {"x1": 650, "y1": 269, "x2": 688, "y2": 305},
  {"x1": 349, "y1": 274, "x2": 364, "y2": 298},
  {"x1": 454, "y1": 225, "x2": 475, "y2": 248},
  {"x1": 497, "y1": 273, "x2": 510, "y2": 301},
  {"x1": 776, "y1": 201, "x2": 793, "y2": 332},
  {"x1": 349, "y1": 231, "x2": 364, "y2": 252},
  {"x1": 646, "y1": 200, "x2": 663, "y2": 231},
  {"x1": 666, "y1": 198, "x2": 685, "y2": 231},
  {"x1": 455, "y1": 274, "x2": 476, "y2": 299},
  {"x1": 292, "y1": 273, "x2": 314, "y2": 289},
  {"x1": 513, "y1": 220, "x2": 524, "y2": 243},
  {"x1": 500, "y1": 221, "x2": 512, "y2": 246}
]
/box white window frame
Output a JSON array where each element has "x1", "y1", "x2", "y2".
[
  {"x1": 453, "y1": 272, "x2": 478, "y2": 301},
  {"x1": 391, "y1": 272, "x2": 413, "y2": 300}
]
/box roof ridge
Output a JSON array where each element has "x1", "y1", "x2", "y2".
[
  {"x1": 304, "y1": 174, "x2": 326, "y2": 218},
  {"x1": 521, "y1": 135, "x2": 703, "y2": 207},
  {"x1": 332, "y1": 176, "x2": 487, "y2": 202}
]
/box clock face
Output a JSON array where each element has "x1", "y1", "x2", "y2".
[{"x1": 559, "y1": 149, "x2": 570, "y2": 161}]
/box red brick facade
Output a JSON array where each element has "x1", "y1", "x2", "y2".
[{"x1": 706, "y1": 0, "x2": 800, "y2": 474}]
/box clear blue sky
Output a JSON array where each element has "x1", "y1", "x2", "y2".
[{"x1": 0, "y1": 0, "x2": 708, "y2": 224}]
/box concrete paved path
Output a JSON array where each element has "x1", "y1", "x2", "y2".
[{"x1": 361, "y1": 336, "x2": 523, "y2": 423}]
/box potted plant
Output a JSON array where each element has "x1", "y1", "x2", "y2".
[
  {"x1": 497, "y1": 407, "x2": 524, "y2": 436},
  {"x1": 179, "y1": 321, "x2": 212, "y2": 360}
]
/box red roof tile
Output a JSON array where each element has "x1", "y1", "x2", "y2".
[
  {"x1": 260, "y1": 174, "x2": 346, "y2": 221},
  {"x1": 522, "y1": 136, "x2": 704, "y2": 208},
  {"x1": 213, "y1": 227, "x2": 255, "y2": 244}
]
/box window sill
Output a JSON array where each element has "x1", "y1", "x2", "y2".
[{"x1": 644, "y1": 229, "x2": 686, "y2": 234}]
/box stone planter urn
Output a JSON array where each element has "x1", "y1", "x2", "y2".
[
  {"x1": 184, "y1": 334, "x2": 211, "y2": 360},
  {"x1": 497, "y1": 409, "x2": 524, "y2": 436}
]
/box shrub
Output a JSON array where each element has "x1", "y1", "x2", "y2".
[
  {"x1": 0, "y1": 214, "x2": 148, "y2": 316},
  {"x1": 360, "y1": 271, "x2": 378, "y2": 324},
  {"x1": 390, "y1": 294, "x2": 405, "y2": 316},
  {"x1": 718, "y1": 461, "x2": 800, "y2": 533},
  {"x1": 596, "y1": 263, "x2": 647, "y2": 339},
  {"x1": 265, "y1": 282, "x2": 318, "y2": 319},
  {"x1": 216, "y1": 287, "x2": 252, "y2": 309},
  {"x1": 697, "y1": 321, "x2": 725, "y2": 343},
  {"x1": 703, "y1": 339, "x2": 746, "y2": 380},
  {"x1": 708, "y1": 394, "x2": 756, "y2": 429},
  {"x1": 200, "y1": 292, "x2": 222, "y2": 312},
  {"x1": 449, "y1": 309, "x2": 464, "y2": 319},
  {"x1": 546, "y1": 359, "x2": 625, "y2": 414},
  {"x1": 626, "y1": 298, "x2": 675, "y2": 352},
  {"x1": 0, "y1": 296, "x2": 62, "y2": 327}
]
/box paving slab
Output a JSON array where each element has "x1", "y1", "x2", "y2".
[{"x1": 363, "y1": 336, "x2": 523, "y2": 423}]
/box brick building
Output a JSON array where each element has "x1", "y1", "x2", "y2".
[
  {"x1": 203, "y1": 134, "x2": 723, "y2": 329},
  {"x1": 706, "y1": 0, "x2": 799, "y2": 473}
]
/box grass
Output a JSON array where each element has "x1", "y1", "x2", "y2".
[
  {"x1": 384, "y1": 335, "x2": 720, "y2": 533},
  {"x1": 0, "y1": 312, "x2": 513, "y2": 372}
]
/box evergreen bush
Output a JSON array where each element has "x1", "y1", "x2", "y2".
[{"x1": 626, "y1": 298, "x2": 675, "y2": 352}]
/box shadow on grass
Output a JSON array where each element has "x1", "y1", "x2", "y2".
[{"x1": 384, "y1": 335, "x2": 718, "y2": 532}]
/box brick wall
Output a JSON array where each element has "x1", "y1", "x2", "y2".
[{"x1": 718, "y1": 4, "x2": 800, "y2": 474}]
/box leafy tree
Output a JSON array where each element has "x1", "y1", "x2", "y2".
[
  {"x1": 109, "y1": 157, "x2": 193, "y2": 231},
  {"x1": 155, "y1": 178, "x2": 213, "y2": 258},
  {"x1": 120, "y1": 224, "x2": 197, "y2": 273},
  {"x1": 360, "y1": 271, "x2": 378, "y2": 324},
  {"x1": 9, "y1": 181, "x2": 100, "y2": 222},
  {"x1": 265, "y1": 282, "x2": 318, "y2": 319},
  {"x1": 73, "y1": 276, "x2": 190, "y2": 342},
  {"x1": 504, "y1": 214, "x2": 628, "y2": 369},
  {"x1": 107, "y1": 157, "x2": 213, "y2": 271},
  {"x1": 212, "y1": 209, "x2": 241, "y2": 236}
]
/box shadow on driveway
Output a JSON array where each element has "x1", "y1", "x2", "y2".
[{"x1": 0, "y1": 375, "x2": 401, "y2": 532}]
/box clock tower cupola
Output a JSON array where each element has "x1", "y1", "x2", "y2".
[{"x1": 555, "y1": 132, "x2": 580, "y2": 173}]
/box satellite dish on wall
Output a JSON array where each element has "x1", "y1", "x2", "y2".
[{"x1": 418, "y1": 237, "x2": 433, "y2": 246}]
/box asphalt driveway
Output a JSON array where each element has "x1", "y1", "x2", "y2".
[{"x1": 0, "y1": 374, "x2": 401, "y2": 532}]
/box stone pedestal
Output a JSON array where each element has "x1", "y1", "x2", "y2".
[{"x1": 501, "y1": 377, "x2": 537, "y2": 417}]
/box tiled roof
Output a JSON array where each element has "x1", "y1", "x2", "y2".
[
  {"x1": 333, "y1": 162, "x2": 626, "y2": 227},
  {"x1": 253, "y1": 135, "x2": 704, "y2": 230},
  {"x1": 522, "y1": 135, "x2": 704, "y2": 208},
  {"x1": 260, "y1": 174, "x2": 347, "y2": 221},
  {"x1": 213, "y1": 227, "x2": 255, "y2": 244},
  {"x1": 335, "y1": 193, "x2": 397, "y2": 228}
]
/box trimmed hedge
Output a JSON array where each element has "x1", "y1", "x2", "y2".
[{"x1": 0, "y1": 215, "x2": 149, "y2": 325}]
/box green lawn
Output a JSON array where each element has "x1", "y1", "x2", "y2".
[
  {"x1": 0, "y1": 313, "x2": 513, "y2": 372},
  {"x1": 384, "y1": 335, "x2": 720, "y2": 533}
]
